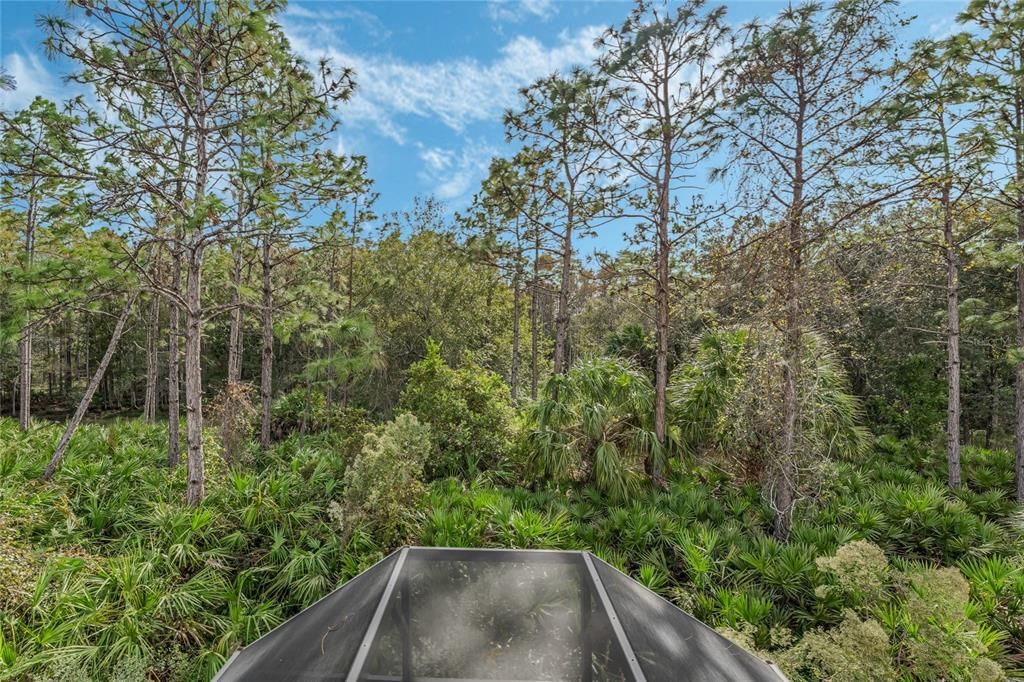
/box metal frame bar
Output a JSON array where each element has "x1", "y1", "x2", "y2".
[
  {"x1": 361, "y1": 677, "x2": 552, "y2": 682},
  {"x1": 406, "y1": 546, "x2": 583, "y2": 564},
  {"x1": 581, "y1": 552, "x2": 647, "y2": 682},
  {"x1": 345, "y1": 547, "x2": 410, "y2": 682},
  {"x1": 210, "y1": 649, "x2": 240, "y2": 682}
]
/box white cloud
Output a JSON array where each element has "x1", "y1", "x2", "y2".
[
  {"x1": 489, "y1": 0, "x2": 557, "y2": 24},
  {"x1": 417, "y1": 140, "x2": 498, "y2": 201},
  {"x1": 283, "y1": 3, "x2": 391, "y2": 42},
  {"x1": 282, "y1": 20, "x2": 604, "y2": 143},
  {"x1": 1, "y1": 53, "x2": 62, "y2": 112}
]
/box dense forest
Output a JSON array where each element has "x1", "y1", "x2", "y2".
[{"x1": 3, "y1": 0, "x2": 1024, "y2": 679}]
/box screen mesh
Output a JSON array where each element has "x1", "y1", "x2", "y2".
[
  {"x1": 592, "y1": 557, "x2": 780, "y2": 681},
  {"x1": 217, "y1": 552, "x2": 399, "y2": 681},
  {"x1": 215, "y1": 549, "x2": 780, "y2": 682},
  {"x1": 359, "y1": 551, "x2": 632, "y2": 681}
]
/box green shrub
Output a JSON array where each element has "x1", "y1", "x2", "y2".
[
  {"x1": 778, "y1": 610, "x2": 896, "y2": 682},
  {"x1": 903, "y1": 566, "x2": 1005, "y2": 680},
  {"x1": 526, "y1": 357, "x2": 662, "y2": 500},
  {"x1": 815, "y1": 539, "x2": 890, "y2": 607},
  {"x1": 399, "y1": 340, "x2": 516, "y2": 479},
  {"x1": 669, "y1": 328, "x2": 868, "y2": 482},
  {"x1": 271, "y1": 390, "x2": 371, "y2": 442},
  {"x1": 331, "y1": 413, "x2": 432, "y2": 548}
]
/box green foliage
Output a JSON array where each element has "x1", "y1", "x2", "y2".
[
  {"x1": 399, "y1": 340, "x2": 516, "y2": 479},
  {"x1": 670, "y1": 328, "x2": 869, "y2": 481},
  {"x1": 526, "y1": 357, "x2": 663, "y2": 500},
  {"x1": 0, "y1": 416, "x2": 1021, "y2": 680},
  {"x1": 777, "y1": 610, "x2": 896, "y2": 682},
  {"x1": 767, "y1": 540, "x2": 1009, "y2": 681},
  {"x1": 814, "y1": 540, "x2": 890, "y2": 607},
  {"x1": 271, "y1": 389, "x2": 371, "y2": 447},
  {"x1": 0, "y1": 418, "x2": 378, "y2": 681},
  {"x1": 332, "y1": 413, "x2": 432, "y2": 548},
  {"x1": 605, "y1": 324, "x2": 657, "y2": 375}
]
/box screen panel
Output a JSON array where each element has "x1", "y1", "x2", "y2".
[
  {"x1": 217, "y1": 552, "x2": 399, "y2": 682},
  {"x1": 591, "y1": 557, "x2": 780, "y2": 682},
  {"x1": 358, "y1": 553, "x2": 634, "y2": 682}
]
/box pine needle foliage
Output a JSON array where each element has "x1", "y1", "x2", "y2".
[{"x1": 670, "y1": 327, "x2": 870, "y2": 479}]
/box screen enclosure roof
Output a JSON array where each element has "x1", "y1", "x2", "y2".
[{"x1": 214, "y1": 546, "x2": 786, "y2": 682}]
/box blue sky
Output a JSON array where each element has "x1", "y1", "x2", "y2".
[{"x1": 1, "y1": 0, "x2": 971, "y2": 253}]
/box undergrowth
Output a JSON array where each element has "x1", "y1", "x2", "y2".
[{"x1": 0, "y1": 418, "x2": 1021, "y2": 680}]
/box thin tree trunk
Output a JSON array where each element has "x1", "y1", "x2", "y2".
[
  {"x1": 168, "y1": 246, "x2": 182, "y2": 468},
  {"x1": 184, "y1": 248, "x2": 206, "y2": 505},
  {"x1": 650, "y1": 76, "x2": 672, "y2": 483},
  {"x1": 1015, "y1": 91, "x2": 1024, "y2": 502},
  {"x1": 986, "y1": 361, "x2": 999, "y2": 449},
  {"x1": 19, "y1": 330, "x2": 32, "y2": 431},
  {"x1": 945, "y1": 186, "x2": 961, "y2": 488},
  {"x1": 62, "y1": 315, "x2": 72, "y2": 398},
  {"x1": 340, "y1": 198, "x2": 359, "y2": 409},
  {"x1": 511, "y1": 267, "x2": 521, "y2": 404},
  {"x1": 43, "y1": 294, "x2": 137, "y2": 480},
  {"x1": 143, "y1": 288, "x2": 160, "y2": 423},
  {"x1": 227, "y1": 243, "x2": 244, "y2": 384},
  {"x1": 530, "y1": 234, "x2": 540, "y2": 400},
  {"x1": 260, "y1": 235, "x2": 273, "y2": 448},
  {"x1": 774, "y1": 102, "x2": 805, "y2": 541},
  {"x1": 553, "y1": 220, "x2": 572, "y2": 376},
  {"x1": 19, "y1": 196, "x2": 36, "y2": 431}
]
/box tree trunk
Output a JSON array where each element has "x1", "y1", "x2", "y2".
[
  {"x1": 511, "y1": 267, "x2": 521, "y2": 404},
  {"x1": 62, "y1": 315, "x2": 72, "y2": 398},
  {"x1": 1015, "y1": 92, "x2": 1024, "y2": 502},
  {"x1": 19, "y1": 329, "x2": 32, "y2": 431},
  {"x1": 553, "y1": 223, "x2": 572, "y2": 376},
  {"x1": 227, "y1": 244, "x2": 244, "y2": 385},
  {"x1": 184, "y1": 250, "x2": 205, "y2": 505},
  {"x1": 168, "y1": 248, "x2": 182, "y2": 468},
  {"x1": 945, "y1": 188, "x2": 961, "y2": 488},
  {"x1": 260, "y1": 235, "x2": 273, "y2": 448},
  {"x1": 650, "y1": 82, "x2": 672, "y2": 484},
  {"x1": 19, "y1": 198, "x2": 36, "y2": 431},
  {"x1": 986, "y1": 361, "x2": 999, "y2": 450},
  {"x1": 530, "y1": 234, "x2": 540, "y2": 400},
  {"x1": 43, "y1": 294, "x2": 137, "y2": 480},
  {"x1": 143, "y1": 288, "x2": 160, "y2": 423},
  {"x1": 774, "y1": 105, "x2": 805, "y2": 541}
]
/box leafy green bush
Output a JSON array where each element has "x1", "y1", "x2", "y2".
[
  {"x1": 770, "y1": 542, "x2": 1008, "y2": 681},
  {"x1": 271, "y1": 390, "x2": 371, "y2": 442},
  {"x1": 526, "y1": 357, "x2": 662, "y2": 500},
  {"x1": 399, "y1": 340, "x2": 516, "y2": 479},
  {"x1": 669, "y1": 328, "x2": 868, "y2": 480},
  {"x1": 814, "y1": 539, "x2": 889, "y2": 607},
  {"x1": 331, "y1": 413, "x2": 432, "y2": 548}
]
